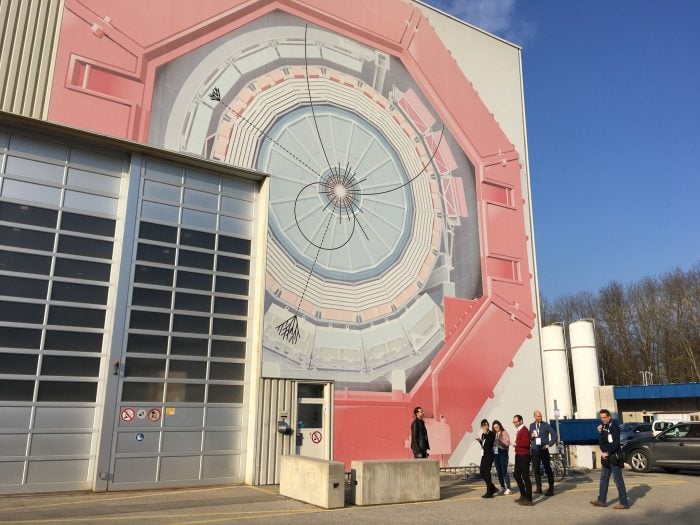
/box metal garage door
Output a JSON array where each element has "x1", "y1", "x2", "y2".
[{"x1": 106, "y1": 156, "x2": 256, "y2": 490}]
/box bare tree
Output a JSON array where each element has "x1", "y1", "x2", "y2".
[{"x1": 541, "y1": 262, "x2": 700, "y2": 385}]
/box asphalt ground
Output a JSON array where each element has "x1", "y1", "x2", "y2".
[{"x1": 1, "y1": 470, "x2": 698, "y2": 525}]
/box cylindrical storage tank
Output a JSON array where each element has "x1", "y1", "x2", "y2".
[
  {"x1": 541, "y1": 324, "x2": 573, "y2": 419},
  {"x1": 569, "y1": 320, "x2": 601, "y2": 418}
]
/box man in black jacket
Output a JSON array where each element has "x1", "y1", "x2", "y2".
[
  {"x1": 590, "y1": 409, "x2": 629, "y2": 509},
  {"x1": 529, "y1": 410, "x2": 557, "y2": 496},
  {"x1": 411, "y1": 406, "x2": 430, "y2": 458}
]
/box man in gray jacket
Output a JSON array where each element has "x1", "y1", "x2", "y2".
[{"x1": 529, "y1": 410, "x2": 557, "y2": 496}]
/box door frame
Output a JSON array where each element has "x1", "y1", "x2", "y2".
[{"x1": 294, "y1": 381, "x2": 334, "y2": 460}]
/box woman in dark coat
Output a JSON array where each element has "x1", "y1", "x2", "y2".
[{"x1": 476, "y1": 419, "x2": 498, "y2": 497}]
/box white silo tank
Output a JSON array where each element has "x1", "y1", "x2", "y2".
[
  {"x1": 569, "y1": 320, "x2": 600, "y2": 418},
  {"x1": 541, "y1": 324, "x2": 573, "y2": 419}
]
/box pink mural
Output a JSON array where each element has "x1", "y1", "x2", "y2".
[{"x1": 49, "y1": 0, "x2": 536, "y2": 467}]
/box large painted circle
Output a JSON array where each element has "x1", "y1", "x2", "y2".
[{"x1": 259, "y1": 104, "x2": 414, "y2": 281}]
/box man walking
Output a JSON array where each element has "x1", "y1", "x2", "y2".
[
  {"x1": 410, "y1": 406, "x2": 430, "y2": 458},
  {"x1": 591, "y1": 409, "x2": 629, "y2": 509},
  {"x1": 529, "y1": 410, "x2": 557, "y2": 496},
  {"x1": 512, "y1": 414, "x2": 533, "y2": 506}
]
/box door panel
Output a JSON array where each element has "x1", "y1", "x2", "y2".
[
  {"x1": 295, "y1": 382, "x2": 332, "y2": 460},
  {"x1": 655, "y1": 424, "x2": 693, "y2": 465}
]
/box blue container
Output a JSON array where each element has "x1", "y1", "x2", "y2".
[{"x1": 549, "y1": 419, "x2": 600, "y2": 445}]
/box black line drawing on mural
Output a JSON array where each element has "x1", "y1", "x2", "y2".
[{"x1": 208, "y1": 23, "x2": 445, "y2": 344}]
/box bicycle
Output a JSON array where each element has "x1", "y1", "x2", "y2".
[
  {"x1": 549, "y1": 442, "x2": 567, "y2": 482},
  {"x1": 530, "y1": 442, "x2": 567, "y2": 482}
]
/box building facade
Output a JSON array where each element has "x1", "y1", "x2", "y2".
[{"x1": 1, "y1": 0, "x2": 544, "y2": 493}]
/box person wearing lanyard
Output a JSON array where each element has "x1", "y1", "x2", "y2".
[
  {"x1": 476, "y1": 419, "x2": 498, "y2": 498},
  {"x1": 529, "y1": 410, "x2": 557, "y2": 496},
  {"x1": 492, "y1": 420, "x2": 513, "y2": 495},
  {"x1": 591, "y1": 409, "x2": 629, "y2": 509}
]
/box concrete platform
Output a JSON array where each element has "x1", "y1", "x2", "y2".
[
  {"x1": 351, "y1": 459, "x2": 440, "y2": 505},
  {"x1": 279, "y1": 455, "x2": 345, "y2": 508}
]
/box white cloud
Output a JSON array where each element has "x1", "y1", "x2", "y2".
[{"x1": 425, "y1": 0, "x2": 534, "y2": 44}]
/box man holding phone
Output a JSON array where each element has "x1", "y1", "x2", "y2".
[{"x1": 591, "y1": 409, "x2": 629, "y2": 509}]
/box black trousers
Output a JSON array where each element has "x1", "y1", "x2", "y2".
[
  {"x1": 413, "y1": 450, "x2": 428, "y2": 458},
  {"x1": 513, "y1": 453, "x2": 532, "y2": 500},
  {"x1": 531, "y1": 447, "x2": 554, "y2": 488},
  {"x1": 480, "y1": 454, "x2": 497, "y2": 492}
]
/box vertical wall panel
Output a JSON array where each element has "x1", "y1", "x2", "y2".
[
  {"x1": 0, "y1": 0, "x2": 62, "y2": 118},
  {"x1": 254, "y1": 378, "x2": 294, "y2": 485}
]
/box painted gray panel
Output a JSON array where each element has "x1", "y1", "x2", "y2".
[
  {"x1": 116, "y1": 431, "x2": 160, "y2": 453},
  {"x1": 204, "y1": 431, "x2": 241, "y2": 452},
  {"x1": 205, "y1": 407, "x2": 242, "y2": 427},
  {"x1": 144, "y1": 159, "x2": 183, "y2": 184},
  {"x1": 184, "y1": 170, "x2": 219, "y2": 192},
  {"x1": 34, "y1": 407, "x2": 95, "y2": 429},
  {"x1": 2, "y1": 178, "x2": 62, "y2": 206},
  {"x1": 66, "y1": 168, "x2": 121, "y2": 195},
  {"x1": 159, "y1": 455, "x2": 200, "y2": 480},
  {"x1": 162, "y1": 431, "x2": 202, "y2": 453},
  {"x1": 26, "y1": 459, "x2": 89, "y2": 483},
  {"x1": 202, "y1": 454, "x2": 240, "y2": 479},
  {"x1": 162, "y1": 407, "x2": 203, "y2": 427},
  {"x1": 0, "y1": 462, "x2": 24, "y2": 485},
  {"x1": 64, "y1": 190, "x2": 118, "y2": 215},
  {"x1": 0, "y1": 434, "x2": 28, "y2": 456},
  {"x1": 0, "y1": 407, "x2": 31, "y2": 429},
  {"x1": 30, "y1": 433, "x2": 92, "y2": 456},
  {"x1": 5, "y1": 155, "x2": 64, "y2": 184},
  {"x1": 113, "y1": 457, "x2": 158, "y2": 483},
  {"x1": 8, "y1": 135, "x2": 67, "y2": 162},
  {"x1": 69, "y1": 148, "x2": 124, "y2": 175}
]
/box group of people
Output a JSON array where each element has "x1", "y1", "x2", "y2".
[
  {"x1": 410, "y1": 407, "x2": 628, "y2": 509},
  {"x1": 475, "y1": 410, "x2": 557, "y2": 506}
]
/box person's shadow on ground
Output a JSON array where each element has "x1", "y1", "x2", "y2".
[{"x1": 622, "y1": 483, "x2": 651, "y2": 507}]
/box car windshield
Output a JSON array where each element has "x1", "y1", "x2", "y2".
[{"x1": 620, "y1": 423, "x2": 639, "y2": 432}]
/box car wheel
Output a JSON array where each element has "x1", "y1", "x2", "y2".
[
  {"x1": 629, "y1": 450, "x2": 651, "y2": 472},
  {"x1": 662, "y1": 468, "x2": 680, "y2": 474}
]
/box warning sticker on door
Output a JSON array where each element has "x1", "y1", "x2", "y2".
[
  {"x1": 311, "y1": 431, "x2": 322, "y2": 443},
  {"x1": 147, "y1": 408, "x2": 161, "y2": 422},
  {"x1": 120, "y1": 407, "x2": 135, "y2": 423},
  {"x1": 136, "y1": 409, "x2": 146, "y2": 420}
]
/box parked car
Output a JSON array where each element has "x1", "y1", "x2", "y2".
[
  {"x1": 622, "y1": 422, "x2": 700, "y2": 473},
  {"x1": 652, "y1": 420, "x2": 677, "y2": 437},
  {"x1": 619, "y1": 422, "x2": 653, "y2": 443}
]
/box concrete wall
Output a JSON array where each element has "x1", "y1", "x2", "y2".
[
  {"x1": 279, "y1": 455, "x2": 345, "y2": 509},
  {"x1": 351, "y1": 459, "x2": 440, "y2": 506}
]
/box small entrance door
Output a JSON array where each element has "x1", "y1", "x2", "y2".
[{"x1": 295, "y1": 382, "x2": 332, "y2": 459}]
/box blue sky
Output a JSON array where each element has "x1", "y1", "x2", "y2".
[{"x1": 424, "y1": 0, "x2": 700, "y2": 299}]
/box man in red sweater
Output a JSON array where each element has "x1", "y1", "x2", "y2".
[{"x1": 512, "y1": 414, "x2": 533, "y2": 505}]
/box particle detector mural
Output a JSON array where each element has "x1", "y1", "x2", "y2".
[{"x1": 149, "y1": 12, "x2": 482, "y2": 390}]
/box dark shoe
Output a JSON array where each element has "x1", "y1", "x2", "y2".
[
  {"x1": 590, "y1": 500, "x2": 606, "y2": 507},
  {"x1": 481, "y1": 493, "x2": 494, "y2": 498},
  {"x1": 518, "y1": 499, "x2": 534, "y2": 506},
  {"x1": 534, "y1": 487, "x2": 543, "y2": 494},
  {"x1": 514, "y1": 497, "x2": 524, "y2": 504},
  {"x1": 545, "y1": 488, "x2": 554, "y2": 496},
  {"x1": 614, "y1": 504, "x2": 628, "y2": 510}
]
